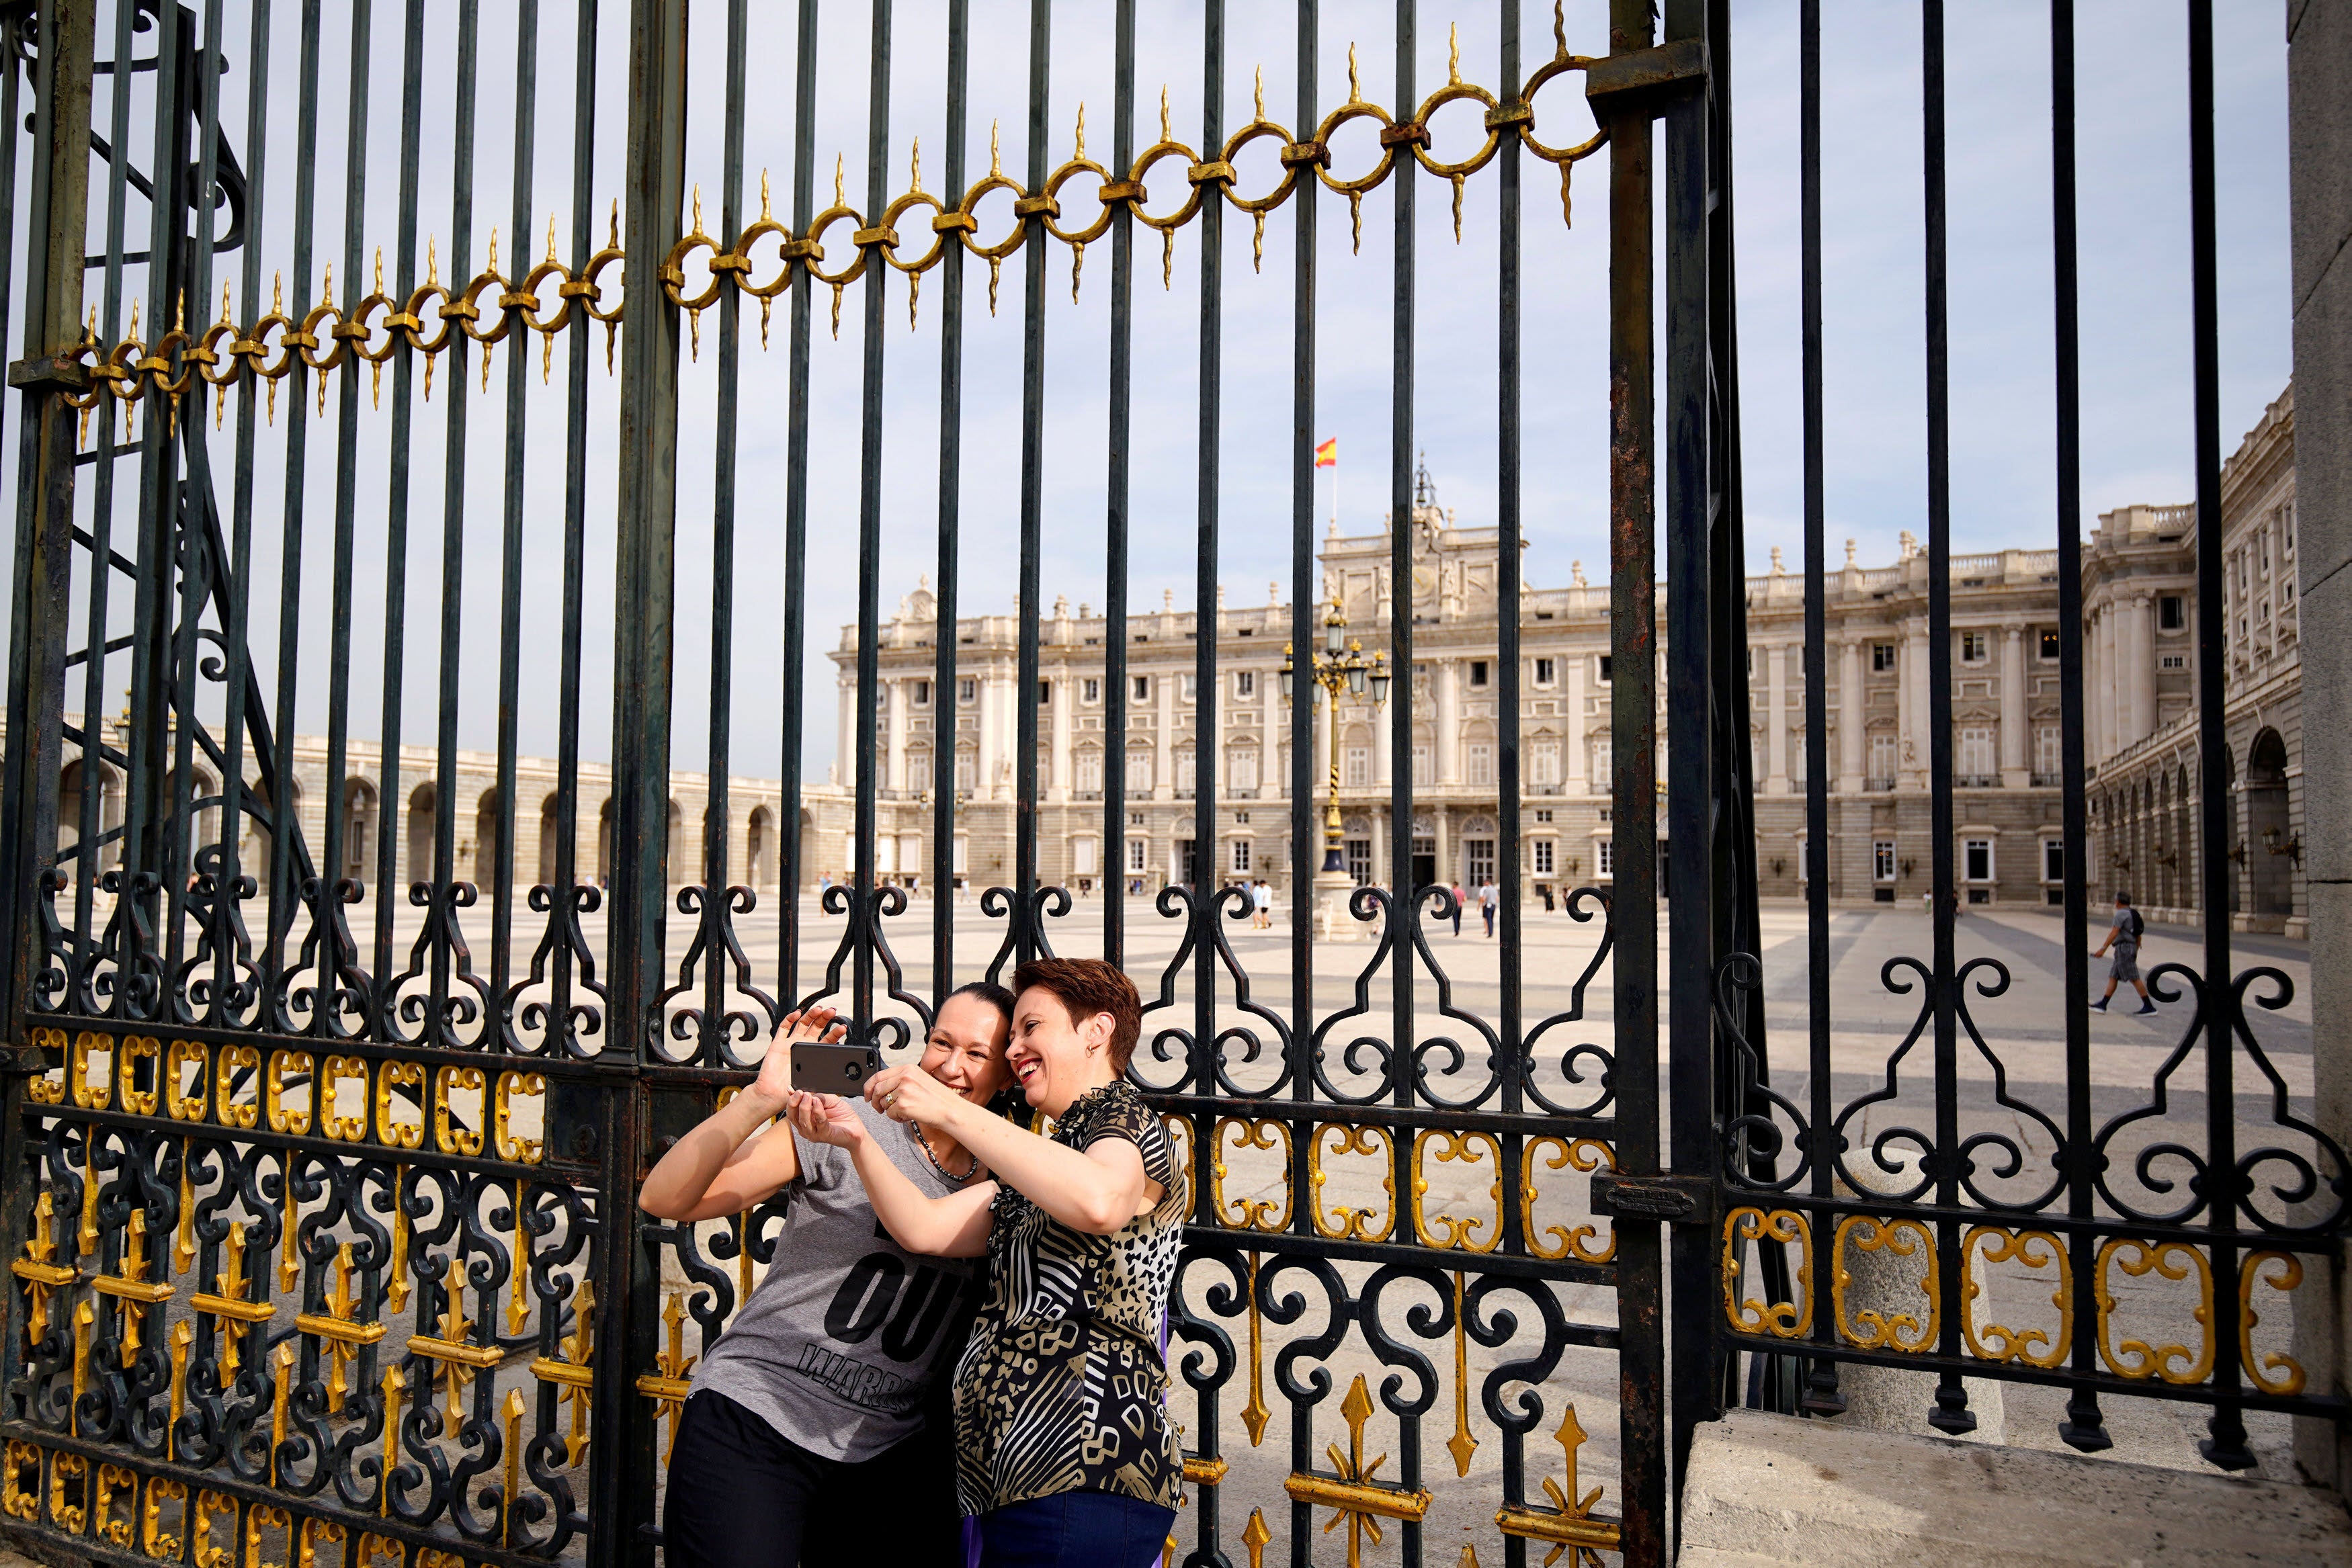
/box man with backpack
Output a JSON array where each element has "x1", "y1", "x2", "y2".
[{"x1": 2090, "y1": 891, "x2": 2156, "y2": 1014}]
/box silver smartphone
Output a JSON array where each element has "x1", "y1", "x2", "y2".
[{"x1": 790, "y1": 1041, "x2": 883, "y2": 1095}]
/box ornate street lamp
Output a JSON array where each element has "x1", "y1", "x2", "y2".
[{"x1": 1281, "y1": 597, "x2": 1390, "y2": 876}]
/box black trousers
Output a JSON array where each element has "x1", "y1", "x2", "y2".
[{"x1": 662, "y1": 1390, "x2": 963, "y2": 1568}]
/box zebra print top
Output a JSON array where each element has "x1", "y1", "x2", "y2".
[{"x1": 952, "y1": 1081, "x2": 1187, "y2": 1516}]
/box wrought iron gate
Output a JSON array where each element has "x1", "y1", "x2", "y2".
[{"x1": 22, "y1": 1, "x2": 2331, "y2": 1567}]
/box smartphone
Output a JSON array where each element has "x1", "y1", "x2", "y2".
[{"x1": 791, "y1": 1041, "x2": 884, "y2": 1095}]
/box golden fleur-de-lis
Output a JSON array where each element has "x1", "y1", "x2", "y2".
[{"x1": 1315, "y1": 1376, "x2": 1392, "y2": 1563}]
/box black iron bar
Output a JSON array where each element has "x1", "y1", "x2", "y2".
[
  {"x1": 1386, "y1": 1, "x2": 1417, "y2": 1129},
  {"x1": 75, "y1": 0, "x2": 142, "y2": 1008},
  {"x1": 429, "y1": 0, "x2": 483, "y2": 1041},
  {"x1": 373, "y1": 0, "x2": 426, "y2": 1030},
  {"x1": 2186, "y1": 0, "x2": 2249, "y2": 1471},
  {"x1": 544, "y1": 0, "x2": 602, "y2": 1056},
  {"x1": 256, "y1": 0, "x2": 323, "y2": 1025},
  {"x1": 1013, "y1": 0, "x2": 1048, "y2": 971},
  {"x1": 1662, "y1": 0, "x2": 1718, "y2": 1467},
  {"x1": 1605, "y1": 0, "x2": 1667, "y2": 1555},
  {"x1": 1797, "y1": 0, "x2": 1843, "y2": 1420},
  {"x1": 491, "y1": 0, "x2": 542, "y2": 1048},
  {"x1": 849, "y1": 0, "x2": 894, "y2": 1036},
  {"x1": 698, "y1": 0, "x2": 749, "y2": 1063},
  {"x1": 1101, "y1": 0, "x2": 1132, "y2": 973},
  {"x1": 1497, "y1": 0, "x2": 1526, "y2": 1248},
  {"x1": 933, "y1": 0, "x2": 970, "y2": 1000},
  {"x1": 153, "y1": 0, "x2": 198, "y2": 1010},
  {"x1": 1191, "y1": 2, "x2": 1222, "y2": 1106},
  {"x1": 2049, "y1": 0, "x2": 2108, "y2": 1452},
  {"x1": 607, "y1": 0, "x2": 693, "y2": 1555},
  {"x1": 183, "y1": 0, "x2": 233, "y2": 1029},
  {"x1": 1287, "y1": 0, "x2": 1315, "y2": 1137},
  {"x1": 1387, "y1": 5, "x2": 1423, "y2": 1558},
  {"x1": 776, "y1": 0, "x2": 818, "y2": 1009},
  {"x1": 1921, "y1": 0, "x2": 1974, "y2": 1436},
  {"x1": 319, "y1": 0, "x2": 377, "y2": 1045}
]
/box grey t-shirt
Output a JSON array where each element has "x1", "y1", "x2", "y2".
[{"x1": 690, "y1": 1099, "x2": 982, "y2": 1461}]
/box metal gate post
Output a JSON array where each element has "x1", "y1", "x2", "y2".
[
  {"x1": 601, "y1": 0, "x2": 689, "y2": 1561},
  {"x1": 1601, "y1": 1, "x2": 1667, "y2": 1561},
  {"x1": 0, "y1": 0, "x2": 95, "y2": 1403}
]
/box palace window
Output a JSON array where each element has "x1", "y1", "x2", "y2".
[
  {"x1": 1469, "y1": 660, "x2": 1490, "y2": 688},
  {"x1": 911, "y1": 680, "x2": 931, "y2": 706},
  {"x1": 1234, "y1": 670, "x2": 1255, "y2": 699},
  {"x1": 1082, "y1": 677, "x2": 1101, "y2": 704},
  {"x1": 2039, "y1": 628, "x2": 2060, "y2": 660},
  {"x1": 1960, "y1": 631, "x2": 1987, "y2": 663},
  {"x1": 1958, "y1": 727, "x2": 1995, "y2": 780},
  {"x1": 1132, "y1": 674, "x2": 1150, "y2": 702},
  {"x1": 1597, "y1": 654, "x2": 1613, "y2": 684},
  {"x1": 1128, "y1": 837, "x2": 1148, "y2": 873},
  {"x1": 1529, "y1": 740, "x2": 1561, "y2": 788},
  {"x1": 958, "y1": 677, "x2": 978, "y2": 705},
  {"x1": 1230, "y1": 838, "x2": 1253, "y2": 875},
  {"x1": 1345, "y1": 746, "x2": 1372, "y2": 787},
  {"x1": 1964, "y1": 838, "x2": 1994, "y2": 882},
  {"x1": 2160, "y1": 595, "x2": 2185, "y2": 630},
  {"x1": 1533, "y1": 656, "x2": 1556, "y2": 687},
  {"x1": 1533, "y1": 839, "x2": 1556, "y2": 876},
  {"x1": 1872, "y1": 643, "x2": 1897, "y2": 672},
  {"x1": 1874, "y1": 839, "x2": 1896, "y2": 882},
  {"x1": 1595, "y1": 838, "x2": 1615, "y2": 879},
  {"x1": 1466, "y1": 742, "x2": 1494, "y2": 787}
]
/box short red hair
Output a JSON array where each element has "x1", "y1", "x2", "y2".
[{"x1": 1010, "y1": 957, "x2": 1143, "y2": 1074}]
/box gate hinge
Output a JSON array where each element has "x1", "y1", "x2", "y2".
[
  {"x1": 1591, "y1": 1172, "x2": 1718, "y2": 1227},
  {"x1": 1583, "y1": 38, "x2": 1709, "y2": 116},
  {"x1": 7, "y1": 353, "x2": 91, "y2": 394}
]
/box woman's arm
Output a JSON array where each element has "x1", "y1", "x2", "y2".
[
  {"x1": 640, "y1": 1008, "x2": 841, "y2": 1222},
  {"x1": 866, "y1": 1068, "x2": 1161, "y2": 1236},
  {"x1": 784, "y1": 1090, "x2": 997, "y2": 1258}
]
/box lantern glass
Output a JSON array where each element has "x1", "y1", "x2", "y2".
[{"x1": 1347, "y1": 666, "x2": 1366, "y2": 696}]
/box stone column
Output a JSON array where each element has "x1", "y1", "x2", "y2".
[
  {"x1": 1436, "y1": 660, "x2": 1460, "y2": 785},
  {"x1": 1894, "y1": 628, "x2": 1917, "y2": 785},
  {"x1": 2107, "y1": 606, "x2": 2126, "y2": 766},
  {"x1": 2000, "y1": 627, "x2": 2028, "y2": 787},
  {"x1": 1155, "y1": 668, "x2": 1176, "y2": 801},
  {"x1": 976, "y1": 672, "x2": 999, "y2": 801},
  {"x1": 838, "y1": 675, "x2": 857, "y2": 789},
  {"x1": 1765, "y1": 644, "x2": 1788, "y2": 794},
  {"x1": 1049, "y1": 663, "x2": 1073, "y2": 803},
  {"x1": 1261, "y1": 665, "x2": 1281, "y2": 800},
  {"x1": 1566, "y1": 653, "x2": 1588, "y2": 791},
  {"x1": 2130, "y1": 592, "x2": 2157, "y2": 744},
  {"x1": 1839, "y1": 639, "x2": 1863, "y2": 792},
  {"x1": 884, "y1": 679, "x2": 906, "y2": 794}
]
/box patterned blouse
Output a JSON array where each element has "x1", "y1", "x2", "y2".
[{"x1": 953, "y1": 1081, "x2": 1188, "y2": 1516}]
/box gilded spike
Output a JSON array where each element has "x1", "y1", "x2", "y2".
[
  {"x1": 1159, "y1": 87, "x2": 1171, "y2": 142},
  {"x1": 1254, "y1": 67, "x2": 1265, "y2": 123},
  {"x1": 991, "y1": 120, "x2": 1003, "y2": 179},
  {"x1": 759, "y1": 167, "x2": 773, "y2": 222},
  {"x1": 1073, "y1": 103, "x2": 1086, "y2": 163},
  {"x1": 1347, "y1": 44, "x2": 1362, "y2": 105},
  {"x1": 910, "y1": 137, "x2": 924, "y2": 196},
  {"x1": 1449, "y1": 23, "x2": 1463, "y2": 86}
]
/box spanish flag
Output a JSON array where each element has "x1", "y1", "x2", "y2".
[{"x1": 1314, "y1": 437, "x2": 1337, "y2": 468}]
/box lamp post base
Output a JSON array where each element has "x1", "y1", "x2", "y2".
[{"x1": 1312, "y1": 868, "x2": 1368, "y2": 943}]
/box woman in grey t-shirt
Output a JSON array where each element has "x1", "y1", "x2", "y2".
[{"x1": 640, "y1": 984, "x2": 1013, "y2": 1567}]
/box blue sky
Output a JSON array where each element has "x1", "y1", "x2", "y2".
[{"x1": 42, "y1": 2, "x2": 2292, "y2": 789}]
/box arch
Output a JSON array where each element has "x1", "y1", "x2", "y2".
[
  {"x1": 408, "y1": 782, "x2": 438, "y2": 888},
  {"x1": 2245, "y1": 728, "x2": 2292, "y2": 917},
  {"x1": 58, "y1": 758, "x2": 120, "y2": 859},
  {"x1": 2220, "y1": 746, "x2": 2240, "y2": 915},
  {"x1": 474, "y1": 787, "x2": 503, "y2": 885},
  {"x1": 539, "y1": 793, "x2": 563, "y2": 886},
  {"x1": 747, "y1": 805, "x2": 775, "y2": 887},
  {"x1": 2173, "y1": 765, "x2": 2191, "y2": 912},
  {"x1": 343, "y1": 777, "x2": 378, "y2": 886}
]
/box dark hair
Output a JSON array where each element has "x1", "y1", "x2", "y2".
[
  {"x1": 1010, "y1": 957, "x2": 1144, "y2": 1074},
  {"x1": 2114, "y1": 891, "x2": 2133, "y2": 906},
  {"x1": 943, "y1": 979, "x2": 1017, "y2": 1025}
]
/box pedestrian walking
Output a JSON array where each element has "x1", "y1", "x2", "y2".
[
  {"x1": 1479, "y1": 880, "x2": 1498, "y2": 938},
  {"x1": 1252, "y1": 878, "x2": 1273, "y2": 929},
  {"x1": 1449, "y1": 882, "x2": 1467, "y2": 936},
  {"x1": 2089, "y1": 891, "x2": 2156, "y2": 1014}
]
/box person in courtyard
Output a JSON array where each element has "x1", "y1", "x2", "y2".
[
  {"x1": 1252, "y1": 877, "x2": 1273, "y2": 928},
  {"x1": 2090, "y1": 891, "x2": 2156, "y2": 1014},
  {"x1": 786, "y1": 957, "x2": 1185, "y2": 1568},
  {"x1": 1480, "y1": 879, "x2": 1499, "y2": 937},
  {"x1": 641, "y1": 986, "x2": 1016, "y2": 1567},
  {"x1": 1450, "y1": 881, "x2": 1467, "y2": 935}
]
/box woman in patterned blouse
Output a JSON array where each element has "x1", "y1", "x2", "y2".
[{"x1": 784, "y1": 957, "x2": 1185, "y2": 1568}]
